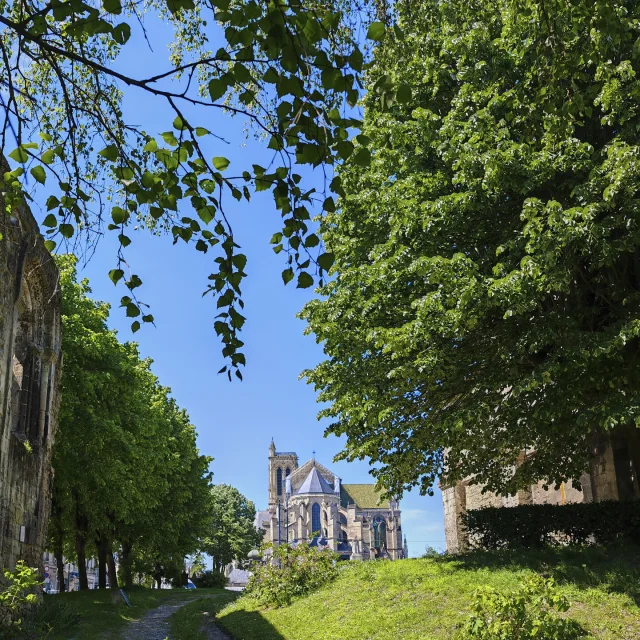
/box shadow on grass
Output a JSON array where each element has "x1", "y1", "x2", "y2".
[
  {"x1": 436, "y1": 542, "x2": 640, "y2": 605},
  {"x1": 217, "y1": 608, "x2": 285, "y2": 640}
]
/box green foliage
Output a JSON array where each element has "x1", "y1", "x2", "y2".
[
  {"x1": 462, "y1": 575, "x2": 584, "y2": 640},
  {"x1": 302, "y1": 0, "x2": 640, "y2": 497},
  {"x1": 192, "y1": 570, "x2": 228, "y2": 589},
  {"x1": 464, "y1": 501, "x2": 640, "y2": 550},
  {"x1": 204, "y1": 484, "x2": 263, "y2": 572},
  {"x1": 50, "y1": 255, "x2": 212, "y2": 589},
  {"x1": 245, "y1": 543, "x2": 338, "y2": 607},
  {"x1": 0, "y1": 562, "x2": 40, "y2": 636},
  {"x1": 0, "y1": 0, "x2": 378, "y2": 373}
]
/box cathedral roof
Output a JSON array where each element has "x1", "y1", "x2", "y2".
[
  {"x1": 296, "y1": 465, "x2": 334, "y2": 495},
  {"x1": 340, "y1": 484, "x2": 390, "y2": 509}
]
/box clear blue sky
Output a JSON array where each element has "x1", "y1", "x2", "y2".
[{"x1": 30, "y1": 17, "x2": 446, "y2": 555}]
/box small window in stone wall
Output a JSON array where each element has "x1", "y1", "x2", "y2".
[{"x1": 11, "y1": 315, "x2": 33, "y2": 442}]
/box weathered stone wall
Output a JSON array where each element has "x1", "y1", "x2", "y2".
[
  {"x1": 442, "y1": 438, "x2": 626, "y2": 553},
  {"x1": 0, "y1": 187, "x2": 61, "y2": 572}
]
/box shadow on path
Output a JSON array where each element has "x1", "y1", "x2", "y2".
[
  {"x1": 214, "y1": 610, "x2": 286, "y2": 640},
  {"x1": 121, "y1": 597, "x2": 199, "y2": 640}
]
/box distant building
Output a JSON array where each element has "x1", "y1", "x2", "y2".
[
  {"x1": 42, "y1": 552, "x2": 102, "y2": 592},
  {"x1": 0, "y1": 179, "x2": 62, "y2": 572},
  {"x1": 255, "y1": 440, "x2": 407, "y2": 560}
]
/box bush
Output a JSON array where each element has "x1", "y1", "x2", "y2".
[
  {"x1": 464, "y1": 500, "x2": 640, "y2": 549},
  {"x1": 462, "y1": 575, "x2": 584, "y2": 640},
  {"x1": 191, "y1": 570, "x2": 227, "y2": 589},
  {"x1": 0, "y1": 561, "x2": 41, "y2": 637},
  {"x1": 245, "y1": 543, "x2": 338, "y2": 607}
]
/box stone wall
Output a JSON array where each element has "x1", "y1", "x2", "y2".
[
  {"x1": 442, "y1": 437, "x2": 630, "y2": 554},
  {"x1": 0, "y1": 187, "x2": 61, "y2": 572}
]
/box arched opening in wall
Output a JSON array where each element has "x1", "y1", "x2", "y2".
[
  {"x1": 340, "y1": 528, "x2": 348, "y2": 541},
  {"x1": 339, "y1": 513, "x2": 347, "y2": 526},
  {"x1": 311, "y1": 503, "x2": 321, "y2": 536},
  {"x1": 276, "y1": 468, "x2": 283, "y2": 497},
  {"x1": 285, "y1": 467, "x2": 290, "y2": 477},
  {"x1": 373, "y1": 516, "x2": 387, "y2": 549},
  {"x1": 11, "y1": 290, "x2": 35, "y2": 443}
]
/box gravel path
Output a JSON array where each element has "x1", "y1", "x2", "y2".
[
  {"x1": 120, "y1": 596, "x2": 232, "y2": 640},
  {"x1": 121, "y1": 598, "x2": 196, "y2": 640}
]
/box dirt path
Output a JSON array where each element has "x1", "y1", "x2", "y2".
[
  {"x1": 120, "y1": 596, "x2": 232, "y2": 640},
  {"x1": 121, "y1": 598, "x2": 197, "y2": 640}
]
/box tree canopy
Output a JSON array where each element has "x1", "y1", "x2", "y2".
[
  {"x1": 51, "y1": 255, "x2": 212, "y2": 589},
  {"x1": 302, "y1": 0, "x2": 640, "y2": 495},
  {"x1": 0, "y1": 0, "x2": 386, "y2": 375},
  {"x1": 204, "y1": 483, "x2": 262, "y2": 571}
]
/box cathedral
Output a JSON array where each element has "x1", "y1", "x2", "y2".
[{"x1": 255, "y1": 440, "x2": 407, "y2": 560}]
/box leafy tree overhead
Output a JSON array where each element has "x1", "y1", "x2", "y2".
[
  {"x1": 204, "y1": 483, "x2": 262, "y2": 572},
  {"x1": 0, "y1": 0, "x2": 385, "y2": 375},
  {"x1": 303, "y1": 0, "x2": 640, "y2": 496}
]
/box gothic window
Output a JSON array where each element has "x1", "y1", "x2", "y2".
[
  {"x1": 276, "y1": 468, "x2": 283, "y2": 496},
  {"x1": 285, "y1": 467, "x2": 290, "y2": 477},
  {"x1": 373, "y1": 516, "x2": 387, "y2": 549},
  {"x1": 311, "y1": 503, "x2": 321, "y2": 535},
  {"x1": 11, "y1": 305, "x2": 34, "y2": 442},
  {"x1": 339, "y1": 513, "x2": 347, "y2": 526}
]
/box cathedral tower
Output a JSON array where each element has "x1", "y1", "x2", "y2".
[{"x1": 268, "y1": 439, "x2": 298, "y2": 509}]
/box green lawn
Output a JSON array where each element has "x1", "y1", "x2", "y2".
[
  {"x1": 211, "y1": 545, "x2": 640, "y2": 640},
  {"x1": 169, "y1": 593, "x2": 240, "y2": 640}
]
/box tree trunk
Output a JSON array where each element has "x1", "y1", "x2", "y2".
[
  {"x1": 55, "y1": 546, "x2": 65, "y2": 593},
  {"x1": 96, "y1": 534, "x2": 108, "y2": 589},
  {"x1": 75, "y1": 531, "x2": 89, "y2": 590},
  {"x1": 155, "y1": 577, "x2": 161, "y2": 590},
  {"x1": 121, "y1": 541, "x2": 133, "y2": 589},
  {"x1": 107, "y1": 542, "x2": 118, "y2": 589}
]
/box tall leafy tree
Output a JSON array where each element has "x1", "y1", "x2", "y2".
[
  {"x1": 0, "y1": 0, "x2": 385, "y2": 374},
  {"x1": 303, "y1": 0, "x2": 640, "y2": 496},
  {"x1": 204, "y1": 484, "x2": 262, "y2": 572}
]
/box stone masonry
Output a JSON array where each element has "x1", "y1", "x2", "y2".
[
  {"x1": 0, "y1": 179, "x2": 62, "y2": 571},
  {"x1": 442, "y1": 426, "x2": 640, "y2": 553}
]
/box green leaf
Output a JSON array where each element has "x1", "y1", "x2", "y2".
[
  {"x1": 103, "y1": 0, "x2": 122, "y2": 13},
  {"x1": 59, "y1": 224, "x2": 74, "y2": 239},
  {"x1": 131, "y1": 321, "x2": 141, "y2": 332},
  {"x1": 166, "y1": 0, "x2": 195, "y2": 14},
  {"x1": 119, "y1": 234, "x2": 131, "y2": 247},
  {"x1": 317, "y1": 252, "x2": 334, "y2": 271},
  {"x1": 297, "y1": 272, "x2": 314, "y2": 289},
  {"x1": 41, "y1": 149, "x2": 55, "y2": 165},
  {"x1": 367, "y1": 22, "x2": 386, "y2": 42},
  {"x1": 9, "y1": 147, "x2": 29, "y2": 163},
  {"x1": 99, "y1": 145, "x2": 119, "y2": 161},
  {"x1": 213, "y1": 157, "x2": 230, "y2": 171},
  {"x1": 30, "y1": 165, "x2": 46, "y2": 184},
  {"x1": 108, "y1": 269, "x2": 125, "y2": 284},
  {"x1": 112, "y1": 22, "x2": 131, "y2": 44},
  {"x1": 144, "y1": 139, "x2": 158, "y2": 153},
  {"x1": 44, "y1": 240, "x2": 56, "y2": 252},
  {"x1": 282, "y1": 268, "x2": 294, "y2": 285},
  {"x1": 173, "y1": 116, "x2": 186, "y2": 131},
  {"x1": 208, "y1": 78, "x2": 228, "y2": 102},
  {"x1": 195, "y1": 127, "x2": 210, "y2": 137},
  {"x1": 42, "y1": 214, "x2": 57, "y2": 228},
  {"x1": 111, "y1": 207, "x2": 128, "y2": 224},
  {"x1": 396, "y1": 84, "x2": 412, "y2": 103},
  {"x1": 161, "y1": 132, "x2": 179, "y2": 146}
]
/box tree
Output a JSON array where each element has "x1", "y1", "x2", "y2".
[
  {"x1": 204, "y1": 484, "x2": 262, "y2": 572},
  {"x1": 302, "y1": 0, "x2": 640, "y2": 496},
  {"x1": 0, "y1": 0, "x2": 383, "y2": 374},
  {"x1": 50, "y1": 255, "x2": 212, "y2": 589}
]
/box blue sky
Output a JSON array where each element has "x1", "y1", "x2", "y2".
[{"x1": 29, "y1": 16, "x2": 446, "y2": 555}]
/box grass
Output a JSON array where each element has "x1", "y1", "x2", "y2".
[
  {"x1": 44, "y1": 586, "x2": 212, "y2": 639},
  {"x1": 208, "y1": 544, "x2": 640, "y2": 640},
  {"x1": 169, "y1": 593, "x2": 239, "y2": 640}
]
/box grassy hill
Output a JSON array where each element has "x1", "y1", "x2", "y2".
[{"x1": 209, "y1": 545, "x2": 640, "y2": 640}]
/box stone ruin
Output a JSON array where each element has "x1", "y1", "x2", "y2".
[{"x1": 0, "y1": 182, "x2": 62, "y2": 572}]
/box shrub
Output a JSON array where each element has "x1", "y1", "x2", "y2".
[
  {"x1": 192, "y1": 570, "x2": 227, "y2": 589},
  {"x1": 464, "y1": 500, "x2": 640, "y2": 550},
  {"x1": 245, "y1": 543, "x2": 338, "y2": 607},
  {"x1": 462, "y1": 575, "x2": 584, "y2": 640},
  {"x1": 0, "y1": 562, "x2": 41, "y2": 637}
]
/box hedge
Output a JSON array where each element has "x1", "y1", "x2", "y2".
[{"x1": 463, "y1": 500, "x2": 640, "y2": 549}]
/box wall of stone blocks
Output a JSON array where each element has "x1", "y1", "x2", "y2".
[{"x1": 0, "y1": 188, "x2": 61, "y2": 572}]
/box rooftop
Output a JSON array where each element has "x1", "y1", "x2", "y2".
[{"x1": 340, "y1": 484, "x2": 390, "y2": 509}]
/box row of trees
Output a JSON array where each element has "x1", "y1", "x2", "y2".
[{"x1": 49, "y1": 256, "x2": 260, "y2": 590}]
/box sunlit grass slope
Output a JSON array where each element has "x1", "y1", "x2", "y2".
[{"x1": 215, "y1": 545, "x2": 640, "y2": 640}]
